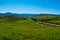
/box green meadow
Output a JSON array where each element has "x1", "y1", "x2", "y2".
[{"x1": 0, "y1": 16, "x2": 60, "y2": 40}]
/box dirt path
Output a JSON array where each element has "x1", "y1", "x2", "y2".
[{"x1": 28, "y1": 18, "x2": 60, "y2": 27}]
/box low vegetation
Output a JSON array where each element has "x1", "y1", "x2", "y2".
[
  {"x1": 0, "y1": 15, "x2": 60, "y2": 40},
  {"x1": 31, "y1": 14, "x2": 60, "y2": 25},
  {"x1": 0, "y1": 16, "x2": 27, "y2": 21}
]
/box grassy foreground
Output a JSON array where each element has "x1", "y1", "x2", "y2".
[{"x1": 0, "y1": 19, "x2": 60, "y2": 40}]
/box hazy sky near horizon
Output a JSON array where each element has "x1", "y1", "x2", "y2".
[{"x1": 0, "y1": 0, "x2": 60, "y2": 14}]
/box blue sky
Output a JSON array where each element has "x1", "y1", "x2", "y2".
[{"x1": 0, "y1": 0, "x2": 60, "y2": 14}]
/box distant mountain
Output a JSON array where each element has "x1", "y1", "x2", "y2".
[
  {"x1": 39, "y1": 14, "x2": 60, "y2": 16},
  {"x1": 54, "y1": 14, "x2": 60, "y2": 16},
  {"x1": 0, "y1": 12, "x2": 60, "y2": 16},
  {"x1": 0, "y1": 12, "x2": 38, "y2": 16}
]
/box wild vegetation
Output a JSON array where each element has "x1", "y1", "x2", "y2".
[
  {"x1": 0, "y1": 16, "x2": 27, "y2": 21},
  {"x1": 0, "y1": 15, "x2": 60, "y2": 40},
  {"x1": 30, "y1": 14, "x2": 60, "y2": 25}
]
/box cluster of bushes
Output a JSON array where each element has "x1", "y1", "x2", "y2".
[{"x1": 0, "y1": 16, "x2": 27, "y2": 21}]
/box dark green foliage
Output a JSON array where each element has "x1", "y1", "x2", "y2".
[
  {"x1": 0, "y1": 16, "x2": 27, "y2": 21},
  {"x1": 2, "y1": 37, "x2": 12, "y2": 40},
  {"x1": 30, "y1": 17, "x2": 37, "y2": 22}
]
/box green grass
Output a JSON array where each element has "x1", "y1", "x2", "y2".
[{"x1": 0, "y1": 20, "x2": 60, "y2": 40}]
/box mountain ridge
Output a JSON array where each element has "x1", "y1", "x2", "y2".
[
  {"x1": 0, "y1": 12, "x2": 38, "y2": 16},
  {"x1": 0, "y1": 12, "x2": 60, "y2": 16}
]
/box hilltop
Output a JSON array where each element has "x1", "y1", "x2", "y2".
[{"x1": 30, "y1": 14, "x2": 60, "y2": 25}]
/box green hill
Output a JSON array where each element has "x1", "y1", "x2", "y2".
[
  {"x1": 31, "y1": 14, "x2": 60, "y2": 25},
  {"x1": 0, "y1": 15, "x2": 60, "y2": 40}
]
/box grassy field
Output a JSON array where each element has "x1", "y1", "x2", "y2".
[{"x1": 0, "y1": 19, "x2": 60, "y2": 40}]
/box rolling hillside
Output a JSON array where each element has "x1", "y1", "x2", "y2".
[
  {"x1": 31, "y1": 14, "x2": 60, "y2": 25},
  {"x1": 0, "y1": 14, "x2": 60, "y2": 40}
]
